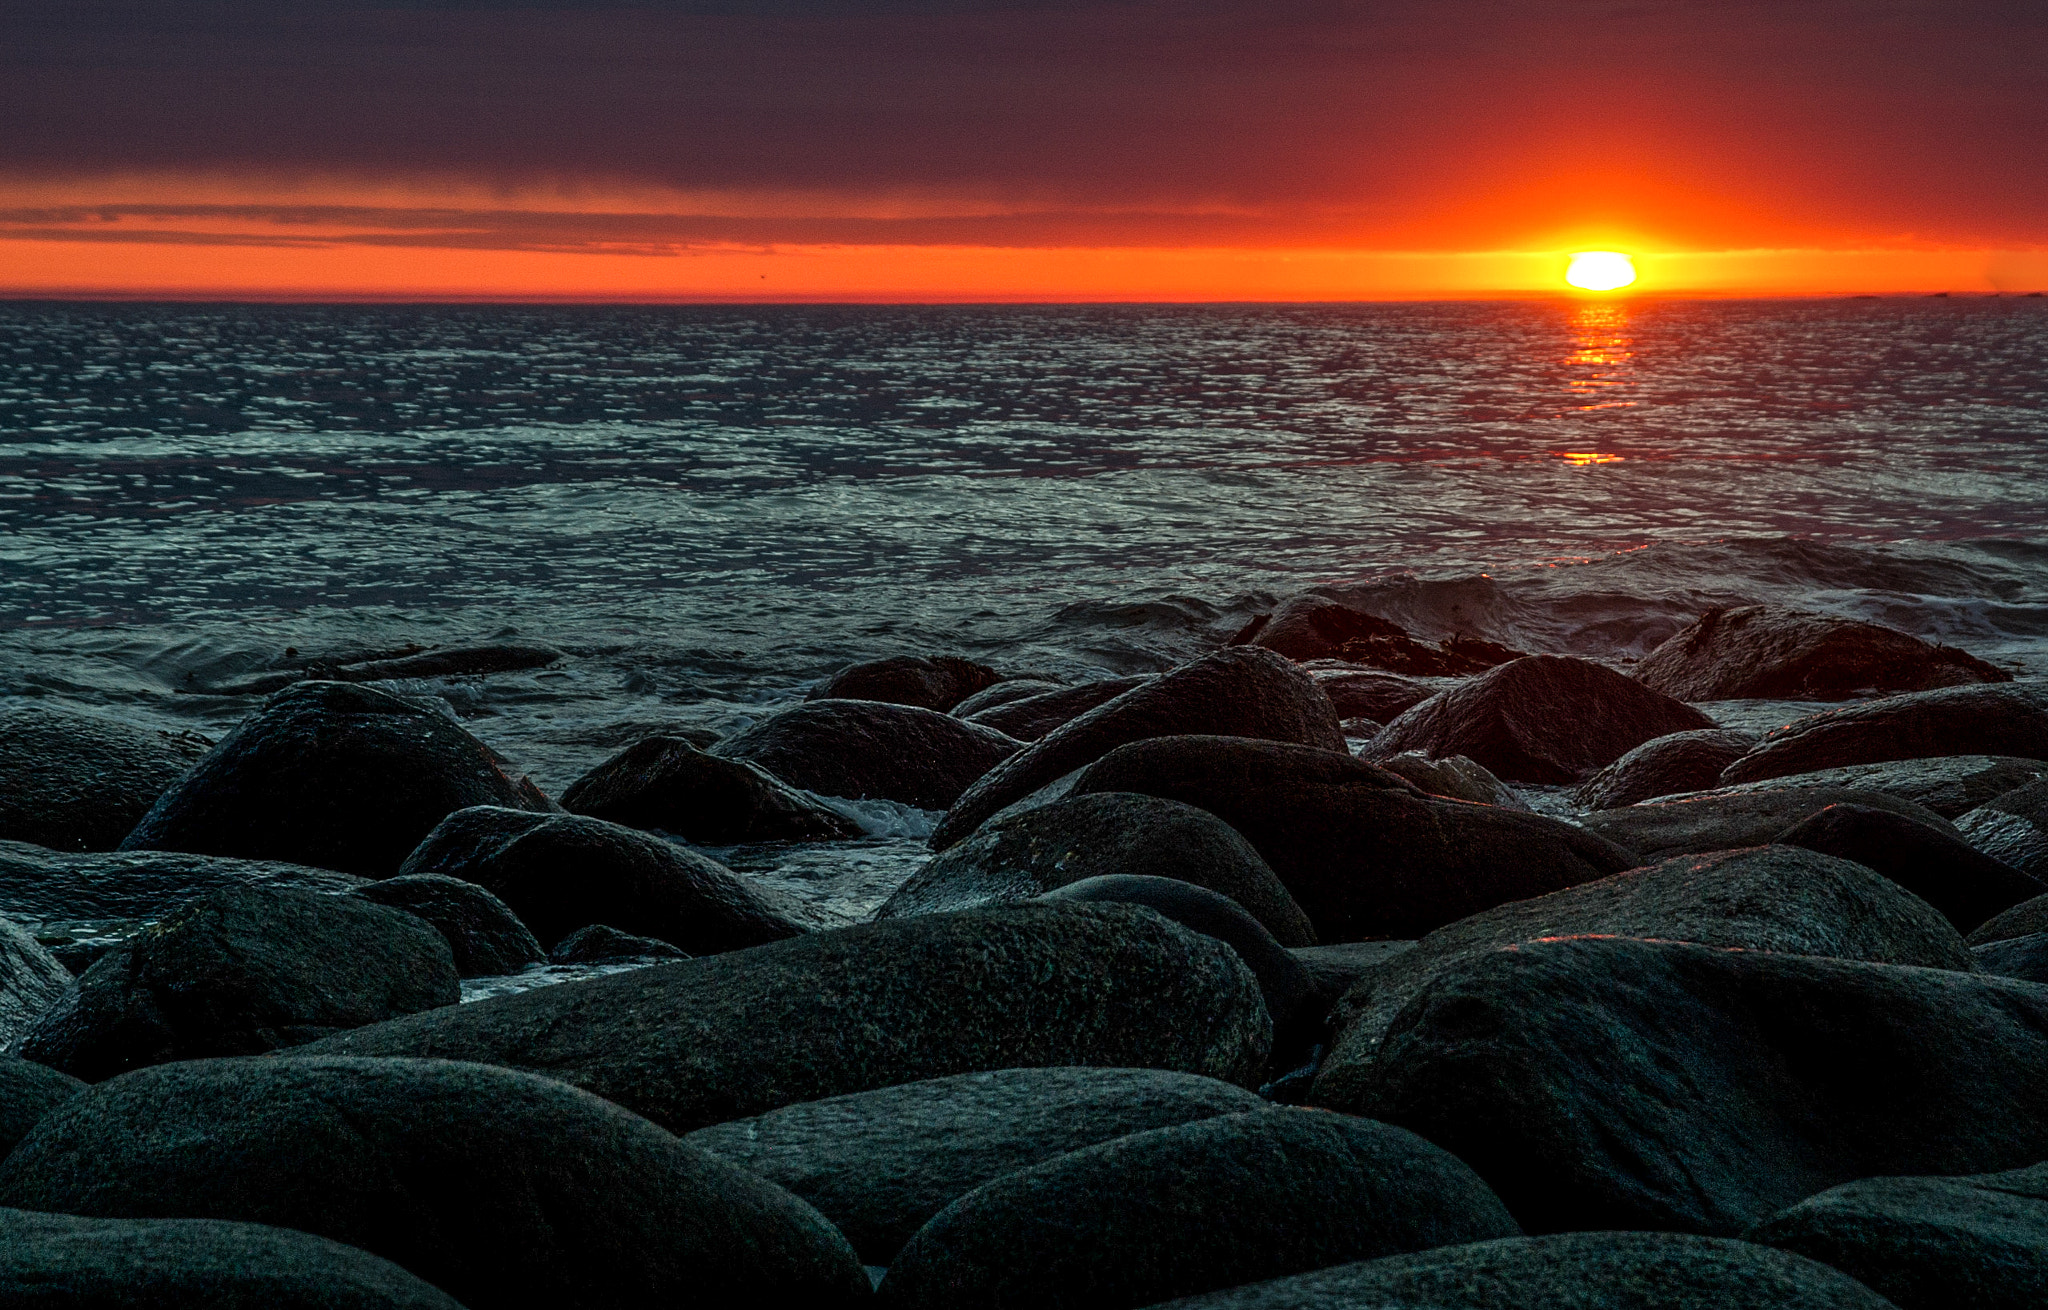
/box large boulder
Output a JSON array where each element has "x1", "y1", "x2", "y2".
[
  {"x1": 1069, "y1": 736, "x2": 1634, "y2": 942},
  {"x1": 1318, "y1": 937, "x2": 2048, "y2": 1235},
  {"x1": 1321, "y1": 845, "x2": 1976, "y2": 1068},
  {"x1": 1969, "y1": 891, "x2": 2048, "y2": 947},
  {"x1": 1574, "y1": 729, "x2": 1759, "y2": 810},
  {"x1": 712, "y1": 700, "x2": 1022, "y2": 810},
  {"x1": 1305, "y1": 666, "x2": 1432, "y2": 723},
  {"x1": 119, "y1": 681, "x2": 555, "y2": 876},
  {"x1": 560, "y1": 736, "x2": 860, "y2": 843},
  {"x1": 290, "y1": 902, "x2": 1274, "y2": 1132},
  {"x1": 1746, "y1": 1163, "x2": 2048, "y2": 1310},
  {"x1": 959, "y1": 676, "x2": 1156, "y2": 742},
  {"x1": 1719, "y1": 684, "x2": 2048, "y2": 786},
  {"x1": 348, "y1": 873, "x2": 545, "y2": 978},
  {"x1": 18, "y1": 886, "x2": 458, "y2": 1081},
  {"x1": 397, "y1": 806, "x2": 814, "y2": 953},
  {"x1": 1145, "y1": 1232, "x2": 1898, "y2": 1310},
  {"x1": 0, "y1": 1207, "x2": 466, "y2": 1309},
  {"x1": 1973, "y1": 932, "x2": 2048, "y2": 984},
  {"x1": 685, "y1": 1067, "x2": 1266, "y2": 1263},
  {"x1": 951, "y1": 678, "x2": 1065, "y2": 718},
  {"x1": 875, "y1": 792, "x2": 1314, "y2": 946},
  {"x1": 1956, "y1": 778, "x2": 2048, "y2": 879},
  {"x1": 0, "y1": 1059, "x2": 84, "y2": 1158},
  {"x1": 808, "y1": 654, "x2": 1003, "y2": 711},
  {"x1": 549, "y1": 922, "x2": 688, "y2": 964},
  {"x1": 1241, "y1": 597, "x2": 1524, "y2": 675},
  {"x1": 1689, "y1": 755, "x2": 2048, "y2": 820},
  {"x1": 0, "y1": 704, "x2": 209, "y2": 852},
  {"x1": 1633, "y1": 605, "x2": 2010, "y2": 701},
  {"x1": 1368, "y1": 655, "x2": 1716, "y2": 784},
  {"x1": 0, "y1": 918, "x2": 74, "y2": 1049},
  {"x1": 930, "y1": 649, "x2": 1344, "y2": 851},
  {"x1": 877, "y1": 1109, "x2": 1520, "y2": 1310},
  {"x1": 1374, "y1": 752, "x2": 1528, "y2": 809},
  {"x1": 1579, "y1": 786, "x2": 1955, "y2": 863},
  {"x1": 1773, "y1": 804, "x2": 2044, "y2": 934},
  {"x1": 0, "y1": 841, "x2": 364, "y2": 927},
  {"x1": 1292, "y1": 940, "x2": 1416, "y2": 1018},
  {"x1": 0, "y1": 1057, "x2": 869, "y2": 1310}
]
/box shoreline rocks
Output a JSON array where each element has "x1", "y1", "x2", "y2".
[
  {"x1": 561, "y1": 735, "x2": 861, "y2": 844},
  {"x1": 1634, "y1": 605, "x2": 2010, "y2": 701},
  {"x1": 1719, "y1": 684, "x2": 2048, "y2": 786},
  {"x1": 713, "y1": 699, "x2": 1023, "y2": 810},
  {"x1": 807, "y1": 655, "x2": 1003, "y2": 712},
  {"x1": 0, "y1": 704, "x2": 210, "y2": 853}
]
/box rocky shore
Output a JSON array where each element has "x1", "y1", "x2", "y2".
[{"x1": 0, "y1": 600, "x2": 2046, "y2": 1307}]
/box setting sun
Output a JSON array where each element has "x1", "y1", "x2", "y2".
[{"x1": 1565, "y1": 251, "x2": 1638, "y2": 291}]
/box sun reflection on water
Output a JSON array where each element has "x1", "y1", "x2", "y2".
[{"x1": 1554, "y1": 301, "x2": 1634, "y2": 465}]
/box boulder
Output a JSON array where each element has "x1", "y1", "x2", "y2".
[
  {"x1": 930, "y1": 649, "x2": 1345, "y2": 851},
  {"x1": 878, "y1": 1109, "x2": 1520, "y2": 1310},
  {"x1": 1686, "y1": 755, "x2": 2048, "y2": 820},
  {"x1": 1069, "y1": 736, "x2": 1634, "y2": 942},
  {"x1": 1318, "y1": 937, "x2": 2048, "y2": 1235},
  {"x1": 1292, "y1": 940, "x2": 1416, "y2": 1018},
  {"x1": 1306, "y1": 666, "x2": 1432, "y2": 723},
  {"x1": 0, "y1": 704, "x2": 209, "y2": 852},
  {"x1": 1321, "y1": 845, "x2": 1976, "y2": 1067},
  {"x1": 18, "y1": 886, "x2": 458, "y2": 1081},
  {"x1": 549, "y1": 923, "x2": 688, "y2": 964},
  {"x1": 1368, "y1": 655, "x2": 1717, "y2": 784},
  {"x1": 876, "y1": 792, "x2": 1315, "y2": 947},
  {"x1": 1242, "y1": 597, "x2": 1525, "y2": 675},
  {"x1": 560, "y1": 735, "x2": 860, "y2": 843},
  {"x1": 397, "y1": 806, "x2": 814, "y2": 953},
  {"x1": 349, "y1": 873, "x2": 545, "y2": 978},
  {"x1": 1956, "y1": 778, "x2": 2048, "y2": 879},
  {"x1": 1633, "y1": 605, "x2": 2010, "y2": 702},
  {"x1": 713, "y1": 700, "x2": 1022, "y2": 810},
  {"x1": 288, "y1": 902, "x2": 1274, "y2": 1132},
  {"x1": 0, "y1": 918, "x2": 74, "y2": 1049},
  {"x1": 1375, "y1": 751, "x2": 1529, "y2": 809},
  {"x1": 1970, "y1": 892, "x2": 2048, "y2": 946},
  {"x1": 807, "y1": 655, "x2": 1003, "y2": 712},
  {"x1": 0, "y1": 1057, "x2": 869, "y2": 1310},
  {"x1": 198, "y1": 640, "x2": 565, "y2": 696},
  {"x1": 1574, "y1": 729, "x2": 1759, "y2": 810},
  {"x1": 0, "y1": 841, "x2": 364, "y2": 927},
  {"x1": 1144, "y1": 1232, "x2": 1898, "y2": 1310},
  {"x1": 684, "y1": 1067, "x2": 1266, "y2": 1264},
  {"x1": 1579, "y1": 786, "x2": 1956, "y2": 863},
  {"x1": 1719, "y1": 685, "x2": 2048, "y2": 787},
  {"x1": 119, "y1": 681, "x2": 555, "y2": 876},
  {"x1": 951, "y1": 678, "x2": 1064, "y2": 718},
  {"x1": 1745, "y1": 1163, "x2": 2048, "y2": 1310},
  {"x1": 960, "y1": 676, "x2": 1155, "y2": 742},
  {"x1": 1773, "y1": 804, "x2": 2044, "y2": 934},
  {"x1": 0, "y1": 1207, "x2": 466, "y2": 1309},
  {"x1": 1973, "y1": 932, "x2": 2048, "y2": 984},
  {"x1": 0, "y1": 1059, "x2": 84, "y2": 1158}
]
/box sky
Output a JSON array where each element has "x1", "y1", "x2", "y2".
[{"x1": 3, "y1": 0, "x2": 2045, "y2": 299}]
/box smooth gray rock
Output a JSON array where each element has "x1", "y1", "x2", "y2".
[
  {"x1": 685, "y1": 1067, "x2": 1266, "y2": 1263},
  {"x1": 1579, "y1": 786, "x2": 1956, "y2": 863},
  {"x1": 0, "y1": 918, "x2": 75, "y2": 1049},
  {"x1": 349, "y1": 873, "x2": 545, "y2": 977},
  {"x1": 1633, "y1": 605, "x2": 2009, "y2": 701},
  {"x1": 713, "y1": 699, "x2": 1022, "y2": 809},
  {"x1": 1375, "y1": 751, "x2": 1529, "y2": 809},
  {"x1": 1773, "y1": 803, "x2": 2044, "y2": 934},
  {"x1": 1973, "y1": 932, "x2": 2048, "y2": 983},
  {"x1": 0, "y1": 1059, "x2": 84, "y2": 1159},
  {"x1": 808, "y1": 655, "x2": 1004, "y2": 712},
  {"x1": 1675, "y1": 755, "x2": 2048, "y2": 820},
  {"x1": 961, "y1": 676, "x2": 1156, "y2": 742},
  {"x1": 0, "y1": 1057, "x2": 869, "y2": 1310},
  {"x1": 1956, "y1": 778, "x2": 2048, "y2": 878},
  {"x1": 0, "y1": 704, "x2": 209, "y2": 852},
  {"x1": 561, "y1": 736, "x2": 860, "y2": 843},
  {"x1": 0, "y1": 840, "x2": 364, "y2": 927},
  {"x1": 1575, "y1": 729, "x2": 1759, "y2": 810},
  {"x1": 549, "y1": 922, "x2": 687, "y2": 963},
  {"x1": 1720, "y1": 685, "x2": 2048, "y2": 786}
]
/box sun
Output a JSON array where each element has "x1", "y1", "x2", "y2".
[{"x1": 1565, "y1": 251, "x2": 1637, "y2": 292}]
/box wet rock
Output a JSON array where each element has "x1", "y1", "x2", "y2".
[
  {"x1": 1339, "y1": 717, "x2": 1382, "y2": 737},
  {"x1": 960, "y1": 676, "x2": 1155, "y2": 742},
  {"x1": 200, "y1": 639, "x2": 565, "y2": 697},
  {"x1": 951, "y1": 678, "x2": 1065, "y2": 718},
  {"x1": 713, "y1": 700, "x2": 1022, "y2": 810},
  {"x1": 808, "y1": 655, "x2": 1004, "y2": 712},
  {"x1": 1574, "y1": 729, "x2": 1759, "y2": 810},
  {"x1": 1688, "y1": 755, "x2": 2048, "y2": 820},
  {"x1": 0, "y1": 704, "x2": 210, "y2": 853},
  {"x1": 685, "y1": 1067, "x2": 1266, "y2": 1264},
  {"x1": 560, "y1": 735, "x2": 860, "y2": 843},
  {"x1": 1773, "y1": 804, "x2": 2044, "y2": 934},
  {"x1": 1634, "y1": 605, "x2": 2010, "y2": 702},
  {"x1": 1956, "y1": 778, "x2": 2048, "y2": 878},
  {"x1": 0, "y1": 1056, "x2": 869, "y2": 1310},
  {"x1": 398, "y1": 806, "x2": 814, "y2": 953},
  {"x1": 878, "y1": 1109, "x2": 1520, "y2": 1310},
  {"x1": 1369, "y1": 655, "x2": 1717, "y2": 784},
  {"x1": 120, "y1": 681, "x2": 555, "y2": 877},
  {"x1": 1579, "y1": 786, "x2": 1955, "y2": 863},
  {"x1": 1070, "y1": 735, "x2": 1633, "y2": 942},
  {"x1": 1243, "y1": 596, "x2": 1526, "y2": 675},
  {"x1": 1305, "y1": 666, "x2": 1433, "y2": 723},
  {"x1": 290, "y1": 902, "x2": 1273, "y2": 1132},
  {"x1": 1321, "y1": 937, "x2": 2048, "y2": 1235},
  {"x1": 1146, "y1": 1231, "x2": 1897, "y2": 1310},
  {"x1": 1321, "y1": 845, "x2": 1975, "y2": 1069},
  {"x1": 876, "y1": 792, "x2": 1315, "y2": 947},
  {"x1": 0, "y1": 840, "x2": 364, "y2": 926},
  {"x1": 1719, "y1": 684, "x2": 2048, "y2": 786},
  {"x1": 1375, "y1": 751, "x2": 1529, "y2": 809},
  {"x1": 549, "y1": 922, "x2": 688, "y2": 964},
  {"x1": 0, "y1": 917, "x2": 74, "y2": 1048},
  {"x1": 0, "y1": 1059, "x2": 84, "y2": 1158},
  {"x1": 1973, "y1": 932, "x2": 2048, "y2": 983},
  {"x1": 1969, "y1": 891, "x2": 2048, "y2": 946},
  {"x1": 17, "y1": 886, "x2": 457, "y2": 1081},
  {"x1": 930, "y1": 648, "x2": 1344, "y2": 850},
  {"x1": 1745, "y1": 1163, "x2": 2048, "y2": 1310},
  {"x1": 0, "y1": 1207, "x2": 467, "y2": 1309},
  {"x1": 1292, "y1": 940, "x2": 1416, "y2": 1017},
  {"x1": 349, "y1": 873, "x2": 545, "y2": 978}
]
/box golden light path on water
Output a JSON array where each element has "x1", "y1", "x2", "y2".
[{"x1": 1556, "y1": 300, "x2": 1634, "y2": 466}]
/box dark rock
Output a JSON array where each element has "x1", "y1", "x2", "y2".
[
  {"x1": 1969, "y1": 891, "x2": 2048, "y2": 946},
  {"x1": 1973, "y1": 932, "x2": 2048, "y2": 983},
  {"x1": 1321, "y1": 845, "x2": 1976, "y2": 1070},
  {"x1": 200, "y1": 640, "x2": 565, "y2": 697},
  {"x1": 876, "y1": 792, "x2": 1315, "y2": 947},
  {"x1": 17, "y1": 886, "x2": 457, "y2": 1081},
  {"x1": 0, "y1": 1059, "x2": 84, "y2": 1158},
  {"x1": 1069, "y1": 736, "x2": 1634, "y2": 942},
  {"x1": 0, "y1": 1207, "x2": 466, "y2": 1309},
  {"x1": 960, "y1": 676, "x2": 1156, "y2": 742},
  {"x1": 1956, "y1": 778, "x2": 2048, "y2": 878},
  {"x1": 0, "y1": 704, "x2": 209, "y2": 853},
  {"x1": 1773, "y1": 804, "x2": 2044, "y2": 934},
  {"x1": 398, "y1": 805, "x2": 814, "y2": 953},
  {"x1": 930, "y1": 648, "x2": 1345, "y2": 851},
  {"x1": 0, "y1": 840, "x2": 364, "y2": 926},
  {"x1": 1320, "y1": 936, "x2": 2048, "y2": 1235},
  {"x1": 550, "y1": 922, "x2": 688, "y2": 964},
  {"x1": 1692, "y1": 755, "x2": 2048, "y2": 820},
  {"x1": 0, "y1": 917, "x2": 73, "y2": 1048},
  {"x1": 713, "y1": 700, "x2": 1022, "y2": 810},
  {"x1": 1292, "y1": 940, "x2": 1416, "y2": 1017},
  {"x1": 1339, "y1": 717, "x2": 1382, "y2": 737},
  {"x1": 0, "y1": 1057, "x2": 869, "y2": 1310},
  {"x1": 289, "y1": 902, "x2": 1273, "y2": 1132},
  {"x1": 684, "y1": 1067, "x2": 1266, "y2": 1264},
  {"x1": 1369, "y1": 655, "x2": 1717, "y2": 784},
  {"x1": 1306, "y1": 666, "x2": 1432, "y2": 722},
  {"x1": 1246, "y1": 596, "x2": 1527, "y2": 675},
  {"x1": 807, "y1": 654, "x2": 1003, "y2": 712},
  {"x1": 1574, "y1": 729, "x2": 1759, "y2": 809},
  {"x1": 349, "y1": 873, "x2": 545, "y2": 978},
  {"x1": 1634, "y1": 605, "x2": 2010, "y2": 702},
  {"x1": 1720, "y1": 685, "x2": 2048, "y2": 787},
  {"x1": 877, "y1": 1109, "x2": 1520, "y2": 1310},
  {"x1": 1579, "y1": 786, "x2": 1957, "y2": 863},
  {"x1": 1146, "y1": 1231, "x2": 1898, "y2": 1310},
  {"x1": 119, "y1": 681, "x2": 555, "y2": 877},
  {"x1": 951, "y1": 678, "x2": 1065, "y2": 718},
  {"x1": 1375, "y1": 751, "x2": 1529, "y2": 809},
  {"x1": 1745, "y1": 1163, "x2": 2048, "y2": 1310},
  {"x1": 560, "y1": 735, "x2": 860, "y2": 843}
]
